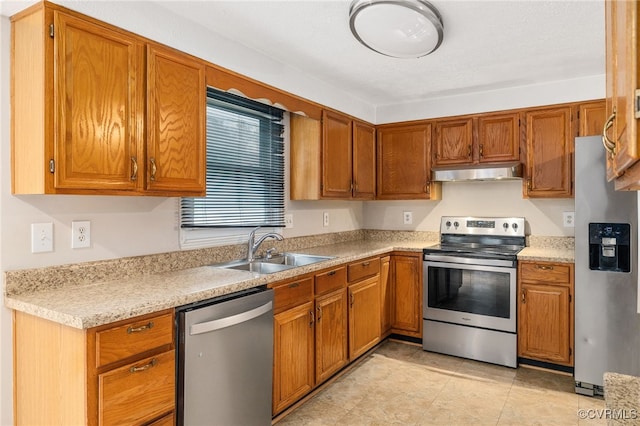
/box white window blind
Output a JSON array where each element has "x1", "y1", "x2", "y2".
[{"x1": 181, "y1": 88, "x2": 285, "y2": 229}]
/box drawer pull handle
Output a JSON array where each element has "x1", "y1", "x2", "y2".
[
  {"x1": 288, "y1": 283, "x2": 300, "y2": 288},
  {"x1": 327, "y1": 270, "x2": 337, "y2": 276},
  {"x1": 130, "y1": 358, "x2": 157, "y2": 373},
  {"x1": 536, "y1": 265, "x2": 554, "y2": 270},
  {"x1": 362, "y1": 262, "x2": 370, "y2": 267},
  {"x1": 127, "y1": 321, "x2": 154, "y2": 334}
]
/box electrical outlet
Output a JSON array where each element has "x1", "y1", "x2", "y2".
[
  {"x1": 323, "y1": 212, "x2": 329, "y2": 227},
  {"x1": 403, "y1": 211, "x2": 413, "y2": 225},
  {"x1": 31, "y1": 222, "x2": 53, "y2": 253},
  {"x1": 563, "y1": 211, "x2": 575, "y2": 228},
  {"x1": 72, "y1": 220, "x2": 91, "y2": 248},
  {"x1": 284, "y1": 214, "x2": 293, "y2": 229}
]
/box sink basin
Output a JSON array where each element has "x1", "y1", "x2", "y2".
[
  {"x1": 261, "y1": 252, "x2": 335, "y2": 267},
  {"x1": 213, "y1": 252, "x2": 334, "y2": 274}
]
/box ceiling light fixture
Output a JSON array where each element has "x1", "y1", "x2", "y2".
[{"x1": 349, "y1": 0, "x2": 444, "y2": 59}]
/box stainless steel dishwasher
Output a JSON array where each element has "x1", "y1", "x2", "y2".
[{"x1": 176, "y1": 286, "x2": 274, "y2": 426}]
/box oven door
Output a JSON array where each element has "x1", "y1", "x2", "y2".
[{"x1": 423, "y1": 259, "x2": 516, "y2": 333}]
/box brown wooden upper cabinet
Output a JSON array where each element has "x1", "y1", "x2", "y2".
[
  {"x1": 11, "y1": 3, "x2": 206, "y2": 196},
  {"x1": 376, "y1": 123, "x2": 441, "y2": 200},
  {"x1": 523, "y1": 106, "x2": 574, "y2": 198},
  {"x1": 578, "y1": 100, "x2": 607, "y2": 137},
  {"x1": 432, "y1": 112, "x2": 520, "y2": 167},
  {"x1": 290, "y1": 111, "x2": 375, "y2": 200},
  {"x1": 604, "y1": 0, "x2": 640, "y2": 189}
]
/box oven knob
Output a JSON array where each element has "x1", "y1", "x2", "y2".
[
  {"x1": 512, "y1": 223, "x2": 518, "y2": 231},
  {"x1": 503, "y1": 223, "x2": 509, "y2": 231},
  {"x1": 445, "y1": 220, "x2": 451, "y2": 228},
  {"x1": 453, "y1": 221, "x2": 459, "y2": 228}
]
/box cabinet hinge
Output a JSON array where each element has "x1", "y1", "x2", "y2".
[
  {"x1": 49, "y1": 159, "x2": 55, "y2": 174},
  {"x1": 49, "y1": 24, "x2": 54, "y2": 38},
  {"x1": 635, "y1": 89, "x2": 640, "y2": 119}
]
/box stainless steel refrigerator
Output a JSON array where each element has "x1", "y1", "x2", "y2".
[{"x1": 574, "y1": 136, "x2": 640, "y2": 396}]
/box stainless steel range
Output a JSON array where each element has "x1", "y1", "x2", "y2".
[{"x1": 423, "y1": 216, "x2": 525, "y2": 368}]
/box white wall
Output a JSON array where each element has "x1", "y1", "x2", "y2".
[
  {"x1": 363, "y1": 181, "x2": 575, "y2": 236},
  {"x1": 0, "y1": 2, "x2": 604, "y2": 423}
]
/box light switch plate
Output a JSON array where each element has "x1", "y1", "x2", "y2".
[
  {"x1": 31, "y1": 222, "x2": 53, "y2": 253},
  {"x1": 323, "y1": 212, "x2": 329, "y2": 227}
]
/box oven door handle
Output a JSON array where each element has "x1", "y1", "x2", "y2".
[{"x1": 423, "y1": 254, "x2": 515, "y2": 268}]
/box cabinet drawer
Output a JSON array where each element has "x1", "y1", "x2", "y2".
[
  {"x1": 99, "y1": 350, "x2": 175, "y2": 426},
  {"x1": 520, "y1": 262, "x2": 571, "y2": 284},
  {"x1": 315, "y1": 266, "x2": 347, "y2": 295},
  {"x1": 273, "y1": 277, "x2": 314, "y2": 314},
  {"x1": 348, "y1": 257, "x2": 380, "y2": 283},
  {"x1": 96, "y1": 312, "x2": 173, "y2": 368}
]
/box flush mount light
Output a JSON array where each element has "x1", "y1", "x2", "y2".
[{"x1": 349, "y1": 0, "x2": 444, "y2": 59}]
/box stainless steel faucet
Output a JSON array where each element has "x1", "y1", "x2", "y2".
[{"x1": 246, "y1": 227, "x2": 283, "y2": 262}]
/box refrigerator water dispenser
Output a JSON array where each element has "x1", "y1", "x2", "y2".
[{"x1": 588, "y1": 223, "x2": 631, "y2": 272}]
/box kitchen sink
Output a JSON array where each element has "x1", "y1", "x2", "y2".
[{"x1": 213, "y1": 252, "x2": 334, "y2": 274}]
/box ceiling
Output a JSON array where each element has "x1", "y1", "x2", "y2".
[{"x1": 153, "y1": 0, "x2": 605, "y2": 107}]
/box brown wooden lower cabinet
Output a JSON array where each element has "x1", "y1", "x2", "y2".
[
  {"x1": 518, "y1": 261, "x2": 574, "y2": 366},
  {"x1": 315, "y1": 288, "x2": 349, "y2": 382},
  {"x1": 390, "y1": 252, "x2": 423, "y2": 338},
  {"x1": 13, "y1": 309, "x2": 176, "y2": 426},
  {"x1": 349, "y1": 275, "x2": 381, "y2": 360},
  {"x1": 380, "y1": 255, "x2": 392, "y2": 337}
]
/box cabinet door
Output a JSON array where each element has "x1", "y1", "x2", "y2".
[
  {"x1": 349, "y1": 276, "x2": 381, "y2": 360},
  {"x1": 377, "y1": 123, "x2": 439, "y2": 200},
  {"x1": 433, "y1": 118, "x2": 473, "y2": 166},
  {"x1": 518, "y1": 283, "x2": 571, "y2": 365},
  {"x1": 605, "y1": 0, "x2": 639, "y2": 181},
  {"x1": 53, "y1": 11, "x2": 143, "y2": 191},
  {"x1": 146, "y1": 44, "x2": 206, "y2": 195},
  {"x1": 578, "y1": 101, "x2": 607, "y2": 137},
  {"x1": 524, "y1": 106, "x2": 574, "y2": 198},
  {"x1": 273, "y1": 301, "x2": 315, "y2": 414},
  {"x1": 322, "y1": 110, "x2": 353, "y2": 198},
  {"x1": 477, "y1": 112, "x2": 520, "y2": 163},
  {"x1": 315, "y1": 289, "x2": 348, "y2": 384},
  {"x1": 380, "y1": 256, "x2": 392, "y2": 336},
  {"x1": 352, "y1": 121, "x2": 376, "y2": 200},
  {"x1": 390, "y1": 254, "x2": 422, "y2": 336}
]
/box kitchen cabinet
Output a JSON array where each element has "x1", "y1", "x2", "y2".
[
  {"x1": 518, "y1": 261, "x2": 574, "y2": 367},
  {"x1": 272, "y1": 276, "x2": 315, "y2": 415},
  {"x1": 604, "y1": 0, "x2": 640, "y2": 189},
  {"x1": 13, "y1": 309, "x2": 175, "y2": 426},
  {"x1": 523, "y1": 105, "x2": 574, "y2": 198},
  {"x1": 11, "y1": 3, "x2": 205, "y2": 196},
  {"x1": 347, "y1": 257, "x2": 381, "y2": 360},
  {"x1": 390, "y1": 252, "x2": 422, "y2": 338},
  {"x1": 290, "y1": 112, "x2": 375, "y2": 200},
  {"x1": 578, "y1": 100, "x2": 607, "y2": 137},
  {"x1": 380, "y1": 255, "x2": 392, "y2": 337},
  {"x1": 314, "y1": 267, "x2": 349, "y2": 383},
  {"x1": 432, "y1": 112, "x2": 520, "y2": 167},
  {"x1": 376, "y1": 123, "x2": 441, "y2": 200}
]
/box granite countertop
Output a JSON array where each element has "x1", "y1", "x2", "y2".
[{"x1": 4, "y1": 235, "x2": 575, "y2": 330}]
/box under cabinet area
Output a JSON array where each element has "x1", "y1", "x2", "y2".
[
  {"x1": 518, "y1": 261, "x2": 574, "y2": 367},
  {"x1": 11, "y1": 2, "x2": 206, "y2": 196},
  {"x1": 13, "y1": 309, "x2": 175, "y2": 425}
]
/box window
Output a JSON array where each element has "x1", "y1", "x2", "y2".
[{"x1": 180, "y1": 88, "x2": 284, "y2": 243}]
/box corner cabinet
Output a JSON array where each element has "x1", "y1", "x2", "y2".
[
  {"x1": 376, "y1": 123, "x2": 441, "y2": 200},
  {"x1": 390, "y1": 252, "x2": 423, "y2": 338},
  {"x1": 13, "y1": 309, "x2": 176, "y2": 425},
  {"x1": 523, "y1": 106, "x2": 575, "y2": 198},
  {"x1": 518, "y1": 261, "x2": 574, "y2": 367},
  {"x1": 604, "y1": 0, "x2": 640, "y2": 190},
  {"x1": 11, "y1": 3, "x2": 206, "y2": 196},
  {"x1": 290, "y1": 112, "x2": 375, "y2": 200}
]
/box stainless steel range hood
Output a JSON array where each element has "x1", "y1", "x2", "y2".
[{"x1": 431, "y1": 163, "x2": 523, "y2": 182}]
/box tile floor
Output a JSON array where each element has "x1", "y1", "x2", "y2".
[{"x1": 276, "y1": 340, "x2": 606, "y2": 425}]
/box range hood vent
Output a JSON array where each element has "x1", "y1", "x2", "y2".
[{"x1": 431, "y1": 163, "x2": 523, "y2": 182}]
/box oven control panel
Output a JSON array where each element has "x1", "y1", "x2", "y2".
[{"x1": 440, "y1": 216, "x2": 525, "y2": 237}]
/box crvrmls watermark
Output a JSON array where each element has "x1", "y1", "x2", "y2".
[{"x1": 577, "y1": 408, "x2": 639, "y2": 420}]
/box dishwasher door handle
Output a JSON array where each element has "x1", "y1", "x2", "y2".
[{"x1": 190, "y1": 301, "x2": 273, "y2": 335}]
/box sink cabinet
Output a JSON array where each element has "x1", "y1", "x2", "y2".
[
  {"x1": 517, "y1": 261, "x2": 574, "y2": 367},
  {"x1": 13, "y1": 309, "x2": 175, "y2": 426},
  {"x1": 11, "y1": 2, "x2": 205, "y2": 196}
]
